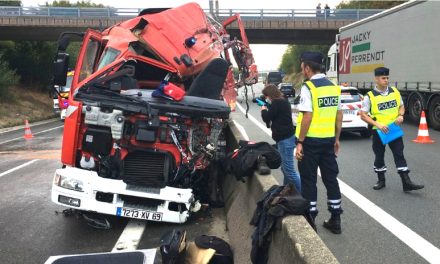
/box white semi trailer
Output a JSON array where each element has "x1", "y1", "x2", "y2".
[{"x1": 326, "y1": 0, "x2": 440, "y2": 130}]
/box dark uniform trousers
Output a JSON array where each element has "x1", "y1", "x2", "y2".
[
  {"x1": 298, "y1": 137, "x2": 342, "y2": 217},
  {"x1": 372, "y1": 130, "x2": 408, "y2": 173}
]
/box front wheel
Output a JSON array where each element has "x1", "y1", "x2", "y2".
[{"x1": 428, "y1": 96, "x2": 440, "y2": 131}]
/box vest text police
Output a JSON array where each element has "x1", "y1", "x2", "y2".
[
  {"x1": 377, "y1": 99, "x2": 398, "y2": 111},
  {"x1": 318, "y1": 96, "x2": 339, "y2": 108}
]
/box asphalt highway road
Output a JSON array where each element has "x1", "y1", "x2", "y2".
[{"x1": 1, "y1": 93, "x2": 440, "y2": 263}]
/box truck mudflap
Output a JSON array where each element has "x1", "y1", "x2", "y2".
[{"x1": 51, "y1": 167, "x2": 196, "y2": 224}]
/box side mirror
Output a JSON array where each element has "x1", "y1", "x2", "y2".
[
  {"x1": 57, "y1": 35, "x2": 70, "y2": 52},
  {"x1": 53, "y1": 52, "x2": 69, "y2": 86},
  {"x1": 56, "y1": 32, "x2": 84, "y2": 52}
]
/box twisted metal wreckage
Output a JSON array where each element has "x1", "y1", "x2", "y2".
[{"x1": 51, "y1": 2, "x2": 258, "y2": 226}]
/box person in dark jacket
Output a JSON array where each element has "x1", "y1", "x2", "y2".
[
  {"x1": 295, "y1": 51, "x2": 343, "y2": 234},
  {"x1": 261, "y1": 84, "x2": 301, "y2": 191}
]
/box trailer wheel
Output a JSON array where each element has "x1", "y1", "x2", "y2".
[
  {"x1": 408, "y1": 93, "x2": 423, "y2": 123},
  {"x1": 428, "y1": 96, "x2": 440, "y2": 131}
]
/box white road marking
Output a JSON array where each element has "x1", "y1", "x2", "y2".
[
  {"x1": 0, "y1": 125, "x2": 63, "y2": 145},
  {"x1": 338, "y1": 180, "x2": 440, "y2": 263},
  {"x1": 112, "y1": 219, "x2": 147, "y2": 252},
  {"x1": 232, "y1": 120, "x2": 250, "y2": 140},
  {"x1": 236, "y1": 103, "x2": 440, "y2": 263},
  {"x1": 0, "y1": 118, "x2": 58, "y2": 134},
  {"x1": 0, "y1": 159, "x2": 39, "y2": 178},
  {"x1": 236, "y1": 102, "x2": 272, "y2": 136}
]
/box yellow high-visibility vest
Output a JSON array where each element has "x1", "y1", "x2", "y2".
[
  {"x1": 368, "y1": 86, "x2": 400, "y2": 129},
  {"x1": 296, "y1": 79, "x2": 340, "y2": 138}
]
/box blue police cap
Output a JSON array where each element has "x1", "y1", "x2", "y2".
[
  {"x1": 374, "y1": 67, "x2": 389, "y2": 76},
  {"x1": 300, "y1": 52, "x2": 324, "y2": 64}
]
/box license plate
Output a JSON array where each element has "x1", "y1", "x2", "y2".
[
  {"x1": 116, "y1": 207, "x2": 163, "y2": 221},
  {"x1": 343, "y1": 110, "x2": 356, "y2": 115}
]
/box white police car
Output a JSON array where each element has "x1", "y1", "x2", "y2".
[{"x1": 292, "y1": 86, "x2": 371, "y2": 138}]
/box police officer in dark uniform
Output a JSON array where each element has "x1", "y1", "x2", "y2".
[
  {"x1": 360, "y1": 67, "x2": 424, "y2": 192},
  {"x1": 295, "y1": 52, "x2": 343, "y2": 234}
]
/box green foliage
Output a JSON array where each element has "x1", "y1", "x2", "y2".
[
  {"x1": 0, "y1": 54, "x2": 19, "y2": 100},
  {"x1": 336, "y1": 0, "x2": 407, "y2": 9},
  {"x1": 280, "y1": 46, "x2": 295, "y2": 74},
  {"x1": 279, "y1": 44, "x2": 330, "y2": 75},
  {"x1": 45, "y1": 0, "x2": 104, "y2": 7},
  {"x1": 0, "y1": 1, "x2": 21, "y2": 6},
  {"x1": 0, "y1": 1, "x2": 98, "y2": 94},
  {"x1": 0, "y1": 41, "x2": 56, "y2": 89},
  {"x1": 66, "y1": 42, "x2": 81, "y2": 69},
  {"x1": 0, "y1": 39, "x2": 81, "y2": 91},
  {"x1": 0, "y1": 41, "x2": 15, "y2": 50}
]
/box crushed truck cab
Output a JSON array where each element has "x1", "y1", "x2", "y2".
[{"x1": 51, "y1": 3, "x2": 256, "y2": 224}]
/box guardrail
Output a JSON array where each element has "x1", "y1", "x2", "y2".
[{"x1": 0, "y1": 6, "x2": 383, "y2": 20}]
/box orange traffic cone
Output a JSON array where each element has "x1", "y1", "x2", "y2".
[
  {"x1": 412, "y1": 111, "x2": 434, "y2": 144},
  {"x1": 23, "y1": 119, "x2": 33, "y2": 139}
]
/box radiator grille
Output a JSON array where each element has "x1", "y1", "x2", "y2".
[{"x1": 122, "y1": 151, "x2": 171, "y2": 188}]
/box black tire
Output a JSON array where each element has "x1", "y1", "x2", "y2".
[
  {"x1": 428, "y1": 96, "x2": 440, "y2": 131},
  {"x1": 360, "y1": 129, "x2": 372, "y2": 138},
  {"x1": 408, "y1": 93, "x2": 424, "y2": 123}
]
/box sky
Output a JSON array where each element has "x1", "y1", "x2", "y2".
[{"x1": 21, "y1": 0, "x2": 343, "y2": 70}]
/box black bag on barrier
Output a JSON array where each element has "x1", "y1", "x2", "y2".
[{"x1": 224, "y1": 140, "x2": 281, "y2": 182}]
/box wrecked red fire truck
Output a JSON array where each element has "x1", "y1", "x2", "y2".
[{"x1": 51, "y1": 3, "x2": 257, "y2": 224}]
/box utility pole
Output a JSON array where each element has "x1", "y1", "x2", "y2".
[
  {"x1": 209, "y1": 0, "x2": 214, "y2": 16},
  {"x1": 215, "y1": 0, "x2": 219, "y2": 17}
]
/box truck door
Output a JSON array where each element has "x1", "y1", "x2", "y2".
[
  {"x1": 73, "y1": 30, "x2": 103, "y2": 89},
  {"x1": 62, "y1": 30, "x2": 103, "y2": 166}
]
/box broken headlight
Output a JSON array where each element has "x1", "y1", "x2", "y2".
[{"x1": 54, "y1": 173, "x2": 84, "y2": 192}]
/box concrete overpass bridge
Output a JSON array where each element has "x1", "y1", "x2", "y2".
[{"x1": 0, "y1": 6, "x2": 383, "y2": 44}]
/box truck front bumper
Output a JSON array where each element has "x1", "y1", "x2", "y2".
[{"x1": 51, "y1": 167, "x2": 195, "y2": 224}]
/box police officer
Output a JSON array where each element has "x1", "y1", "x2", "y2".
[
  {"x1": 295, "y1": 52, "x2": 343, "y2": 234},
  {"x1": 360, "y1": 67, "x2": 424, "y2": 192}
]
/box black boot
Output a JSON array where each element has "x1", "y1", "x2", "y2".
[
  {"x1": 399, "y1": 172, "x2": 424, "y2": 192},
  {"x1": 257, "y1": 155, "x2": 270, "y2": 175},
  {"x1": 323, "y1": 214, "x2": 341, "y2": 234},
  {"x1": 373, "y1": 172, "x2": 386, "y2": 190}
]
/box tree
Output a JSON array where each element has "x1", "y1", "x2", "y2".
[
  {"x1": 0, "y1": 1, "x2": 106, "y2": 91},
  {"x1": 0, "y1": 1, "x2": 21, "y2": 6},
  {"x1": 280, "y1": 46, "x2": 295, "y2": 75},
  {"x1": 336, "y1": 0, "x2": 407, "y2": 9},
  {"x1": 45, "y1": 0, "x2": 104, "y2": 7},
  {"x1": 0, "y1": 41, "x2": 56, "y2": 89},
  {"x1": 0, "y1": 54, "x2": 19, "y2": 100},
  {"x1": 279, "y1": 44, "x2": 330, "y2": 75}
]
